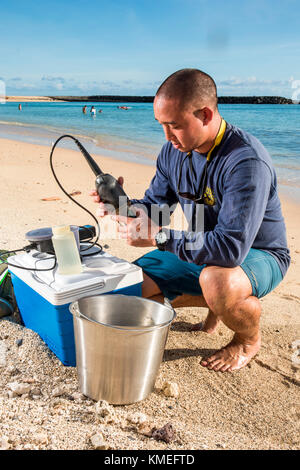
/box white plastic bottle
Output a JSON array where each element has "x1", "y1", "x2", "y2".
[{"x1": 52, "y1": 225, "x2": 82, "y2": 275}]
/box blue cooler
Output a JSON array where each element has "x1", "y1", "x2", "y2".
[{"x1": 8, "y1": 246, "x2": 143, "y2": 366}]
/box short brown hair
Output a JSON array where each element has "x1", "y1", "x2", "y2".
[{"x1": 156, "y1": 68, "x2": 218, "y2": 110}]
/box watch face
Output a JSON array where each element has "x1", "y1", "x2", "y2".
[{"x1": 156, "y1": 230, "x2": 167, "y2": 244}]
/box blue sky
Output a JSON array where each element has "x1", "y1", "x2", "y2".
[{"x1": 1, "y1": 0, "x2": 300, "y2": 97}]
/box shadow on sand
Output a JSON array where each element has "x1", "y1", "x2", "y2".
[
  {"x1": 170, "y1": 320, "x2": 200, "y2": 332},
  {"x1": 164, "y1": 320, "x2": 217, "y2": 361},
  {"x1": 163, "y1": 347, "x2": 217, "y2": 362}
]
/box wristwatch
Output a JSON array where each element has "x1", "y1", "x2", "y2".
[{"x1": 155, "y1": 228, "x2": 168, "y2": 251}]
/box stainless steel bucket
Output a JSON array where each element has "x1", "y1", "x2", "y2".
[{"x1": 69, "y1": 295, "x2": 176, "y2": 405}]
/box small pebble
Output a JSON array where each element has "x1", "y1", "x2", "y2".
[
  {"x1": 90, "y1": 433, "x2": 109, "y2": 450},
  {"x1": 7, "y1": 382, "x2": 31, "y2": 395},
  {"x1": 95, "y1": 400, "x2": 116, "y2": 423},
  {"x1": 127, "y1": 412, "x2": 147, "y2": 425},
  {"x1": 51, "y1": 386, "x2": 65, "y2": 397},
  {"x1": 162, "y1": 381, "x2": 180, "y2": 398},
  {"x1": 16, "y1": 338, "x2": 23, "y2": 347},
  {"x1": 152, "y1": 423, "x2": 175, "y2": 443},
  {"x1": 0, "y1": 436, "x2": 10, "y2": 450}
]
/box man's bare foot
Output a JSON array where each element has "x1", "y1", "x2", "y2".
[
  {"x1": 191, "y1": 310, "x2": 220, "y2": 334},
  {"x1": 200, "y1": 333, "x2": 261, "y2": 372}
]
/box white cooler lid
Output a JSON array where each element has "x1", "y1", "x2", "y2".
[{"x1": 8, "y1": 245, "x2": 143, "y2": 305}]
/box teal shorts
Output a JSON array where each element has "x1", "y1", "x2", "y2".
[{"x1": 133, "y1": 248, "x2": 283, "y2": 301}]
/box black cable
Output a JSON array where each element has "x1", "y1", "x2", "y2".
[
  {"x1": 80, "y1": 241, "x2": 103, "y2": 258},
  {"x1": 0, "y1": 247, "x2": 57, "y2": 272},
  {"x1": 49, "y1": 134, "x2": 102, "y2": 253},
  {"x1": 2, "y1": 135, "x2": 103, "y2": 272}
]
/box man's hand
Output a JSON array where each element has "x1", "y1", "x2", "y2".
[
  {"x1": 90, "y1": 176, "x2": 160, "y2": 247},
  {"x1": 111, "y1": 208, "x2": 160, "y2": 247},
  {"x1": 89, "y1": 176, "x2": 124, "y2": 217}
]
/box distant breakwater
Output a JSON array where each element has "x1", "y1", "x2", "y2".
[{"x1": 48, "y1": 95, "x2": 296, "y2": 104}]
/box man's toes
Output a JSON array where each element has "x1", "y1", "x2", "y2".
[
  {"x1": 200, "y1": 358, "x2": 213, "y2": 367},
  {"x1": 220, "y1": 363, "x2": 232, "y2": 372},
  {"x1": 211, "y1": 361, "x2": 227, "y2": 371},
  {"x1": 200, "y1": 356, "x2": 215, "y2": 367},
  {"x1": 207, "y1": 359, "x2": 222, "y2": 370}
]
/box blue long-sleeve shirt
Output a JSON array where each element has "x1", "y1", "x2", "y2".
[{"x1": 131, "y1": 122, "x2": 290, "y2": 277}]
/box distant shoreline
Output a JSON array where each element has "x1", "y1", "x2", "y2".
[
  {"x1": 5, "y1": 96, "x2": 67, "y2": 103},
  {"x1": 5, "y1": 95, "x2": 298, "y2": 104}
]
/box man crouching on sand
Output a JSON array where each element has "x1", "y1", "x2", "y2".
[{"x1": 91, "y1": 68, "x2": 290, "y2": 372}]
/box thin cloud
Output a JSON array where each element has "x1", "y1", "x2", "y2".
[
  {"x1": 41, "y1": 76, "x2": 66, "y2": 82},
  {"x1": 217, "y1": 77, "x2": 293, "y2": 88},
  {"x1": 216, "y1": 76, "x2": 294, "y2": 97}
]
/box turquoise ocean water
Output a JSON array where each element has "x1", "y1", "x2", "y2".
[{"x1": 0, "y1": 101, "x2": 299, "y2": 199}]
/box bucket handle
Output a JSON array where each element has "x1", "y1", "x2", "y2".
[
  {"x1": 69, "y1": 301, "x2": 102, "y2": 324},
  {"x1": 69, "y1": 301, "x2": 80, "y2": 318},
  {"x1": 69, "y1": 301, "x2": 92, "y2": 322}
]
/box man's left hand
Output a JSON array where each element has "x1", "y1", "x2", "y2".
[{"x1": 111, "y1": 208, "x2": 160, "y2": 247}]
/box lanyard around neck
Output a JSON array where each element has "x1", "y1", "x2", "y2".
[
  {"x1": 206, "y1": 118, "x2": 226, "y2": 162},
  {"x1": 184, "y1": 117, "x2": 226, "y2": 163}
]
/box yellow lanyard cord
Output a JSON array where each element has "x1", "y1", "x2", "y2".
[{"x1": 206, "y1": 118, "x2": 226, "y2": 162}]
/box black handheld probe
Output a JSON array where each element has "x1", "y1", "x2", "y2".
[
  {"x1": 74, "y1": 138, "x2": 136, "y2": 217},
  {"x1": 50, "y1": 134, "x2": 136, "y2": 219}
]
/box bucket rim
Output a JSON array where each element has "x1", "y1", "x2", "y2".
[{"x1": 69, "y1": 294, "x2": 176, "y2": 332}]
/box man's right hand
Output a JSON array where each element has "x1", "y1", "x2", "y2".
[{"x1": 89, "y1": 176, "x2": 124, "y2": 218}]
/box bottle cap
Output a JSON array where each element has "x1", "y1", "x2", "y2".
[{"x1": 52, "y1": 225, "x2": 71, "y2": 236}]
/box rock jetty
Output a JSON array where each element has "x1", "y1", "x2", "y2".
[{"x1": 48, "y1": 95, "x2": 295, "y2": 104}]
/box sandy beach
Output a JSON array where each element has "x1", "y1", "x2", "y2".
[
  {"x1": 0, "y1": 137, "x2": 299, "y2": 450},
  {"x1": 5, "y1": 96, "x2": 66, "y2": 102}
]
